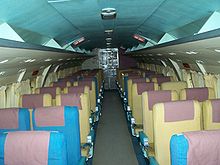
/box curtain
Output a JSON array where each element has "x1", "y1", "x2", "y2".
[{"x1": 0, "y1": 86, "x2": 6, "y2": 108}]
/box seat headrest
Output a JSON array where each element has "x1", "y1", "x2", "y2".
[
  {"x1": 68, "y1": 86, "x2": 85, "y2": 94},
  {"x1": 136, "y1": 82, "x2": 155, "y2": 95},
  {"x1": 164, "y1": 100, "x2": 195, "y2": 122},
  {"x1": 210, "y1": 99, "x2": 220, "y2": 122},
  {"x1": 77, "y1": 80, "x2": 92, "y2": 89},
  {"x1": 0, "y1": 108, "x2": 19, "y2": 129},
  {"x1": 131, "y1": 78, "x2": 146, "y2": 83},
  {"x1": 39, "y1": 87, "x2": 58, "y2": 98},
  {"x1": 148, "y1": 74, "x2": 164, "y2": 79},
  {"x1": 59, "y1": 94, "x2": 82, "y2": 109},
  {"x1": 34, "y1": 106, "x2": 65, "y2": 127},
  {"x1": 22, "y1": 94, "x2": 45, "y2": 108},
  {"x1": 185, "y1": 87, "x2": 208, "y2": 102},
  {"x1": 147, "y1": 90, "x2": 172, "y2": 110},
  {"x1": 154, "y1": 76, "x2": 171, "y2": 85},
  {"x1": 183, "y1": 130, "x2": 220, "y2": 165},
  {"x1": 4, "y1": 131, "x2": 50, "y2": 165},
  {"x1": 53, "y1": 81, "x2": 69, "y2": 88}
]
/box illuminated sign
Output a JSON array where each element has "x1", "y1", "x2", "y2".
[
  {"x1": 133, "y1": 34, "x2": 146, "y2": 43},
  {"x1": 73, "y1": 37, "x2": 85, "y2": 46}
]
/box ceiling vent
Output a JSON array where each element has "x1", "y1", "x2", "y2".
[{"x1": 101, "y1": 8, "x2": 116, "y2": 20}]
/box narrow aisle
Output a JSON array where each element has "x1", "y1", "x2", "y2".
[{"x1": 93, "y1": 90, "x2": 138, "y2": 165}]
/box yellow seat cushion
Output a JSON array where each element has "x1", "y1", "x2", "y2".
[
  {"x1": 203, "y1": 99, "x2": 220, "y2": 130},
  {"x1": 153, "y1": 100, "x2": 201, "y2": 165},
  {"x1": 56, "y1": 93, "x2": 90, "y2": 144},
  {"x1": 142, "y1": 90, "x2": 178, "y2": 144}
]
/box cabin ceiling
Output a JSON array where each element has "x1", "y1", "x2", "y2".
[{"x1": 0, "y1": 0, "x2": 219, "y2": 51}]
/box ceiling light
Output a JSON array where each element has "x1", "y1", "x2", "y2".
[
  {"x1": 58, "y1": 59, "x2": 63, "y2": 61},
  {"x1": 148, "y1": 54, "x2": 153, "y2": 56},
  {"x1": 24, "y1": 59, "x2": 36, "y2": 63},
  {"x1": 214, "y1": 49, "x2": 220, "y2": 53},
  {"x1": 105, "y1": 29, "x2": 113, "y2": 33},
  {"x1": 67, "y1": 58, "x2": 71, "y2": 60},
  {"x1": 44, "y1": 59, "x2": 52, "y2": 62},
  {"x1": 186, "y1": 51, "x2": 198, "y2": 55},
  {"x1": 157, "y1": 53, "x2": 162, "y2": 56},
  {"x1": 106, "y1": 43, "x2": 111, "y2": 45},
  {"x1": 168, "y1": 52, "x2": 176, "y2": 55},
  {"x1": 18, "y1": 69, "x2": 26, "y2": 73},
  {"x1": 101, "y1": 8, "x2": 116, "y2": 20},
  {"x1": 0, "y1": 71, "x2": 5, "y2": 75},
  {"x1": 106, "y1": 38, "x2": 112, "y2": 42},
  {"x1": 29, "y1": 59, "x2": 36, "y2": 63},
  {"x1": 196, "y1": 60, "x2": 204, "y2": 64},
  {"x1": 24, "y1": 59, "x2": 31, "y2": 63},
  {"x1": 0, "y1": 59, "x2": 8, "y2": 64}
]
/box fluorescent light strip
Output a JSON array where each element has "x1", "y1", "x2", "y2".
[
  {"x1": 45, "y1": 59, "x2": 52, "y2": 62},
  {"x1": 214, "y1": 49, "x2": 220, "y2": 53},
  {"x1": 105, "y1": 29, "x2": 113, "y2": 33},
  {"x1": 168, "y1": 52, "x2": 176, "y2": 55},
  {"x1": 0, "y1": 59, "x2": 8, "y2": 64},
  {"x1": 0, "y1": 71, "x2": 5, "y2": 75},
  {"x1": 186, "y1": 51, "x2": 198, "y2": 55}
]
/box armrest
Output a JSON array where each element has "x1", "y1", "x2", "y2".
[
  {"x1": 89, "y1": 112, "x2": 96, "y2": 124},
  {"x1": 131, "y1": 117, "x2": 135, "y2": 125},
  {"x1": 127, "y1": 106, "x2": 131, "y2": 112},
  {"x1": 126, "y1": 106, "x2": 132, "y2": 120},
  {"x1": 87, "y1": 129, "x2": 95, "y2": 143},
  {"x1": 130, "y1": 117, "x2": 136, "y2": 136},
  {"x1": 139, "y1": 131, "x2": 149, "y2": 147},
  {"x1": 78, "y1": 156, "x2": 86, "y2": 165}
]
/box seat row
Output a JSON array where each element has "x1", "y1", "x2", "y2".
[
  {"x1": 140, "y1": 99, "x2": 220, "y2": 165},
  {"x1": 117, "y1": 68, "x2": 220, "y2": 165},
  {"x1": 133, "y1": 84, "x2": 215, "y2": 136},
  {"x1": 0, "y1": 106, "x2": 84, "y2": 165},
  {"x1": 0, "y1": 69, "x2": 104, "y2": 165}
]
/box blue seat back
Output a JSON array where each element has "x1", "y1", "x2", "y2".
[
  {"x1": 32, "y1": 106, "x2": 81, "y2": 165},
  {"x1": 0, "y1": 108, "x2": 30, "y2": 133},
  {"x1": 170, "y1": 134, "x2": 188, "y2": 165}
]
